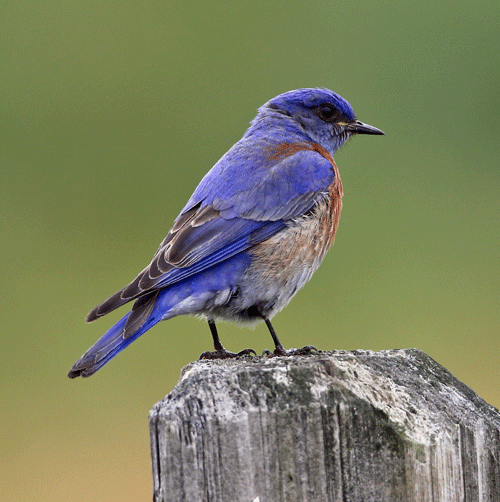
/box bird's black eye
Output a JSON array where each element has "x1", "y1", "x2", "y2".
[{"x1": 316, "y1": 104, "x2": 338, "y2": 122}]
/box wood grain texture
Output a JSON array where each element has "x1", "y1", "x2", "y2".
[{"x1": 149, "y1": 350, "x2": 500, "y2": 502}]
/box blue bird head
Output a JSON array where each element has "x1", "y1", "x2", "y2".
[{"x1": 256, "y1": 88, "x2": 384, "y2": 155}]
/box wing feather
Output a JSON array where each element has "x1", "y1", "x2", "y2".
[{"x1": 86, "y1": 144, "x2": 335, "y2": 322}]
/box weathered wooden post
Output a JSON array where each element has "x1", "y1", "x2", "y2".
[{"x1": 149, "y1": 349, "x2": 500, "y2": 501}]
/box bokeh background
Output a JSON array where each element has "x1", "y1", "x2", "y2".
[{"x1": 1, "y1": 1, "x2": 499, "y2": 500}]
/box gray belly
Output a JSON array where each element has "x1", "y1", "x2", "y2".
[{"x1": 203, "y1": 195, "x2": 337, "y2": 324}]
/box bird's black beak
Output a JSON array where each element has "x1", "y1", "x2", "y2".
[{"x1": 347, "y1": 120, "x2": 385, "y2": 135}]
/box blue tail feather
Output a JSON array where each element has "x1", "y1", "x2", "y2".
[
  {"x1": 68, "y1": 311, "x2": 160, "y2": 378},
  {"x1": 69, "y1": 251, "x2": 253, "y2": 378}
]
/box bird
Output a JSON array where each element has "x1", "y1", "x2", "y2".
[{"x1": 68, "y1": 87, "x2": 384, "y2": 378}]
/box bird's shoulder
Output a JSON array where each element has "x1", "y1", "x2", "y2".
[{"x1": 181, "y1": 133, "x2": 337, "y2": 220}]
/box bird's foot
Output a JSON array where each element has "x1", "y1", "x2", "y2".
[
  {"x1": 200, "y1": 348, "x2": 256, "y2": 360},
  {"x1": 262, "y1": 345, "x2": 318, "y2": 357}
]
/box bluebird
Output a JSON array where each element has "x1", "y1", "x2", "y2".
[{"x1": 68, "y1": 88, "x2": 384, "y2": 378}]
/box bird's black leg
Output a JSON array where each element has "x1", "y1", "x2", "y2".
[
  {"x1": 199, "y1": 319, "x2": 256, "y2": 360},
  {"x1": 262, "y1": 317, "x2": 318, "y2": 357},
  {"x1": 263, "y1": 318, "x2": 287, "y2": 356},
  {"x1": 208, "y1": 318, "x2": 225, "y2": 352}
]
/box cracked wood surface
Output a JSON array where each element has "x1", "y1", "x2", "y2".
[{"x1": 149, "y1": 349, "x2": 500, "y2": 502}]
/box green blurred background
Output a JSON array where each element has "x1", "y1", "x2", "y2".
[{"x1": 1, "y1": 1, "x2": 499, "y2": 500}]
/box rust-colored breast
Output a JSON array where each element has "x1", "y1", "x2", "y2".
[
  {"x1": 244, "y1": 142, "x2": 344, "y2": 313},
  {"x1": 253, "y1": 142, "x2": 343, "y2": 270},
  {"x1": 269, "y1": 141, "x2": 343, "y2": 250},
  {"x1": 304, "y1": 143, "x2": 343, "y2": 248}
]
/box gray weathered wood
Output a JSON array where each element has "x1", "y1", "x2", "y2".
[{"x1": 149, "y1": 349, "x2": 500, "y2": 502}]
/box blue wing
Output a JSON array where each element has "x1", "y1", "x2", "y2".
[
  {"x1": 86, "y1": 143, "x2": 335, "y2": 322},
  {"x1": 184, "y1": 144, "x2": 335, "y2": 220}
]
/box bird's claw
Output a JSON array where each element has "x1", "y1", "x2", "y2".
[
  {"x1": 262, "y1": 345, "x2": 318, "y2": 357},
  {"x1": 199, "y1": 348, "x2": 256, "y2": 360}
]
